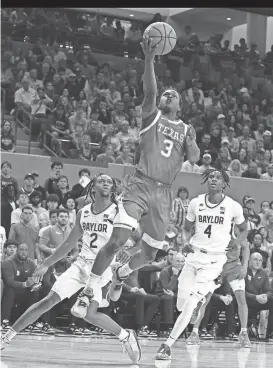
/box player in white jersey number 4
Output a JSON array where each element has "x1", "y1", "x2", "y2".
[
  {"x1": 156, "y1": 169, "x2": 248, "y2": 360},
  {"x1": 1, "y1": 174, "x2": 141, "y2": 364}
]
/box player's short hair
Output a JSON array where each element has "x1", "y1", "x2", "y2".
[
  {"x1": 85, "y1": 173, "x2": 118, "y2": 205},
  {"x1": 201, "y1": 168, "x2": 230, "y2": 189}
]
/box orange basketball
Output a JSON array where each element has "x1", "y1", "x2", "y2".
[{"x1": 143, "y1": 22, "x2": 177, "y2": 55}]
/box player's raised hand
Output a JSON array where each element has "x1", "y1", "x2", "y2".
[
  {"x1": 186, "y1": 124, "x2": 197, "y2": 145},
  {"x1": 140, "y1": 34, "x2": 157, "y2": 60},
  {"x1": 33, "y1": 263, "x2": 48, "y2": 283}
]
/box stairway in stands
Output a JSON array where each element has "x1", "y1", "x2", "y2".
[{"x1": 5, "y1": 115, "x2": 49, "y2": 156}]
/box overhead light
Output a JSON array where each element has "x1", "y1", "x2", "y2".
[
  {"x1": 129, "y1": 14, "x2": 134, "y2": 17},
  {"x1": 227, "y1": 17, "x2": 231, "y2": 20}
]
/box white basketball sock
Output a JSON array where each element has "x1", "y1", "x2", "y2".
[
  {"x1": 4, "y1": 328, "x2": 17, "y2": 342},
  {"x1": 117, "y1": 263, "x2": 133, "y2": 278},
  {"x1": 165, "y1": 298, "x2": 198, "y2": 348},
  {"x1": 85, "y1": 272, "x2": 100, "y2": 289},
  {"x1": 117, "y1": 328, "x2": 129, "y2": 341}
]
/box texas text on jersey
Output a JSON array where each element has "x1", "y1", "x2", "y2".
[
  {"x1": 80, "y1": 202, "x2": 118, "y2": 260},
  {"x1": 187, "y1": 193, "x2": 245, "y2": 253},
  {"x1": 137, "y1": 108, "x2": 189, "y2": 185}
]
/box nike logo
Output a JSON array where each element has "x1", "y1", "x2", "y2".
[
  {"x1": 211, "y1": 261, "x2": 217, "y2": 264},
  {"x1": 25, "y1": 270, "x2": 28, "y2": 272},
  {"x1": 257, "y1": 277, "x2": 261, "y2": 279},
  {"x1": 199, "y1": 209, "x2": 205, "y2": 212},
  {"x1": 56, "y1": 232, "x2": 61, "y2": 235},
  {"x1": 84, "y1": 215, "x2": 89, "y2": 218}
]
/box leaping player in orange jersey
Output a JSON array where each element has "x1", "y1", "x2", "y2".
[{"x1": 34, "y1": 34, "x2": 200, "y2": 319}]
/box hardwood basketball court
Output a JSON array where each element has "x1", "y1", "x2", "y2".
[{"x1": 1, "y1": 334, "x2": 272, "y2": 368}]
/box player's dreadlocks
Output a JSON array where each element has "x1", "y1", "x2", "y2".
[
  {"x1": 201, "y1": 168, "x2": 230, "y2": 189},
  {"x1": 85, "y1": 173, "x2": 118, "y2": 205}
]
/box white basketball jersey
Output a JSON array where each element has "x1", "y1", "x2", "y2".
[
  {"x1": 187, "y1": 194, "x2": 245, "y2": 253},
  {"x1": 80, "y1": 202, "x2": 118, "y2": 260}
]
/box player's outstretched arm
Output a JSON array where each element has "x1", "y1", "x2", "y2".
[
  {"x1": 141, "y1": 35, "x2": 157, "y2": 119},
  {"x1": 42, "y1": 210, "x2": 83, "y2": 269},
  {"x1": 185, "y1": 125, "x2": 200, "y2": 164}
]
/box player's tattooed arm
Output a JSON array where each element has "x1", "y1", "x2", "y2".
[
  {"x1": 182, "y1": 219, "x2": 195, "y2": 253},
  {"x1": 185, "y1": 125, "x2": 200, "y2": 164},
  {"x1": 141, "y1": 35, "x2": 157, "y2": 119},
  {"x1": 42, "y1": 210, "x2": 83, "y2": 269}
]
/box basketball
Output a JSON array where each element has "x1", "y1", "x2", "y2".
[{"x1": 143, "y1": 22, "x2": 177, "y2": 56}]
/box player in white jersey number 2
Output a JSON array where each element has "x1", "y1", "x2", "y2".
[
  {"x1": 156, "y1": 169, "x2": 248, "y2": 360},
  {"x1": 1, "y1": 174, "x2": 141, "y2": 364}
]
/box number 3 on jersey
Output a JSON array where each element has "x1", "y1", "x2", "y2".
[
  {"x1": 89, "y1": 233, "x2": 98, "y2": 248},
  {"x1": 161, "y1": 139, "x2": 173, "y2": 158}
]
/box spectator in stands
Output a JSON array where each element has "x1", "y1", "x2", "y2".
[
  {"x1": 14, "y1": 78, "x2": 38, "y2": 114},
  {"x1": 245, "y1": 252, "x2": 273, "y2": 339},
  {"x1": 87, "y1": 119, "x2": 103, "y2": 145},
  {"x1": 181, "y1": 158, "x2": 200, "y2": 173},
  {"x1": 51, "y1": 41, "x2": 66, "y2": 68},
  {"x1": 265, "y1": 210, "x2": 273, "y2": 244},
  {"x1": 1, "y1": 161, "x2": 19, "y2": 199},
  {"x1": 44, "y1": 161, "x2": 63, "y2": 196},
  {"x1": 106, "y1": 81, "x2": 121, "y2": 108},
  {"x1": 115, "y1": 120, "x2": 135, "y2": 146},
  {"x1": 214, "y1": 147, "x2": 231, "y2": 170},
  {"x1": 199, "y1": 153, "x2": 213, "y2": 174},
  {"x1": 115, "y1": 144, "x2": 134, "y2": 165},
  {"x1": 114, "y1": 20, "x2": 125, "y2": 42},
  {"x1": 26, "y1": 68, "x2": 44, "y2": 90},
  {"x1": 228, "y1": 159, "x2": 243, "y2": 177},
  {"x1": 70, "y1": 168, "x2": 90, "y2": 201},
  {"x1": 1, "y1": 120, "x2": 15, "y2": 152},
  {"x1": 263, "y1": 131, "x2": 273, "y2": 151},
  {"x1": 79, "y1": 134, "x2": 93, "y2": 161},
  {"x1": 198, "y1": 133, "x2": 218, "y2": 163},
  {"x1": 263, "y1": 45, "x2": 273, "y2": 76},
  {"x1": 226, "y1": 127, "x2": 239, "y2": 158},
  {"x1": 172, "y1": 186, "x2": 189, "y2": 233},
  {"x1": 155, "y1": 253, "x2": 185, "y2": 336},
  {"x1": 125, "y1": 21, "x2": 142, "y2": 58},
  {"x1": 69, "y1": 104, "x2": 88, "y2": 148},
  {"x1": 2, "y1": 240, "x2": 18, "y2": 261},
  {"x1": 20, "y1": 173, "x2": 35, "y2": 197},
  {"x1": 242, "y1": 162, "x2": 261, "y2": 179},
  {"x1": 97, "y1": 100, "x2": 111, "y2": 125},
  {"x1": 53, "y1": 176, "x2": 71, "y2": 207},
  {"x1": 11, "y1": 193, "x2": 38, "y2": 228},
  {"x1": 96, "y1": 144, "x2": 115, "y2": 165},
  {"x1": 52, "y1": 73, "x2": 65, "y2": 96},
  {"x1": 250, "y1": 233, "x2": 270, "y2": 269},
  {"x1": 258, "y1": 202, "x2": 270, "y2": 228},
  {"x1": 31, "y1": 172, "x2": 46, "y2": 202},
  {"x1": 8, "y1": 205, "x2": 39, "y2": 261},
  {"x1": 1, "y1": 243, "x2": 37, "y2": 330},
  {"x1": 29, "y1": 191, "x2": 47, "y2": 226},
  {"x1": 111, "y1": 100, "x2": 128, "y2": 126},
  {"x1": 261, "y1": 163, "x2": 273, "y2": 181},
  {"x1": 49, "y1": 104, "x2": 73, "y2": 148},
  {"x1": 100, "y1": 17, "x2": 115, "y2": 38}
]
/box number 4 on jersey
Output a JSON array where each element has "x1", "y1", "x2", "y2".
[{"x1": 204, "y1": 225, "x2": 212, "y2": 238}]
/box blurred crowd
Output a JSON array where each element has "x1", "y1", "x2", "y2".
[
  {"x1": 1, "y1": 159, "x2": 273, "y2": 339},
  {"x1": 1, "y1": 8, "x2": 273, "y2": 181}
]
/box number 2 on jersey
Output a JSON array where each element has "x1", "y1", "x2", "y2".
[
  {"x1": 161, "y1": 139, "x2": 173, "y2": 158},
  {"x1": 89, "y1": 233, "x2": 98, "y2": 248}
]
